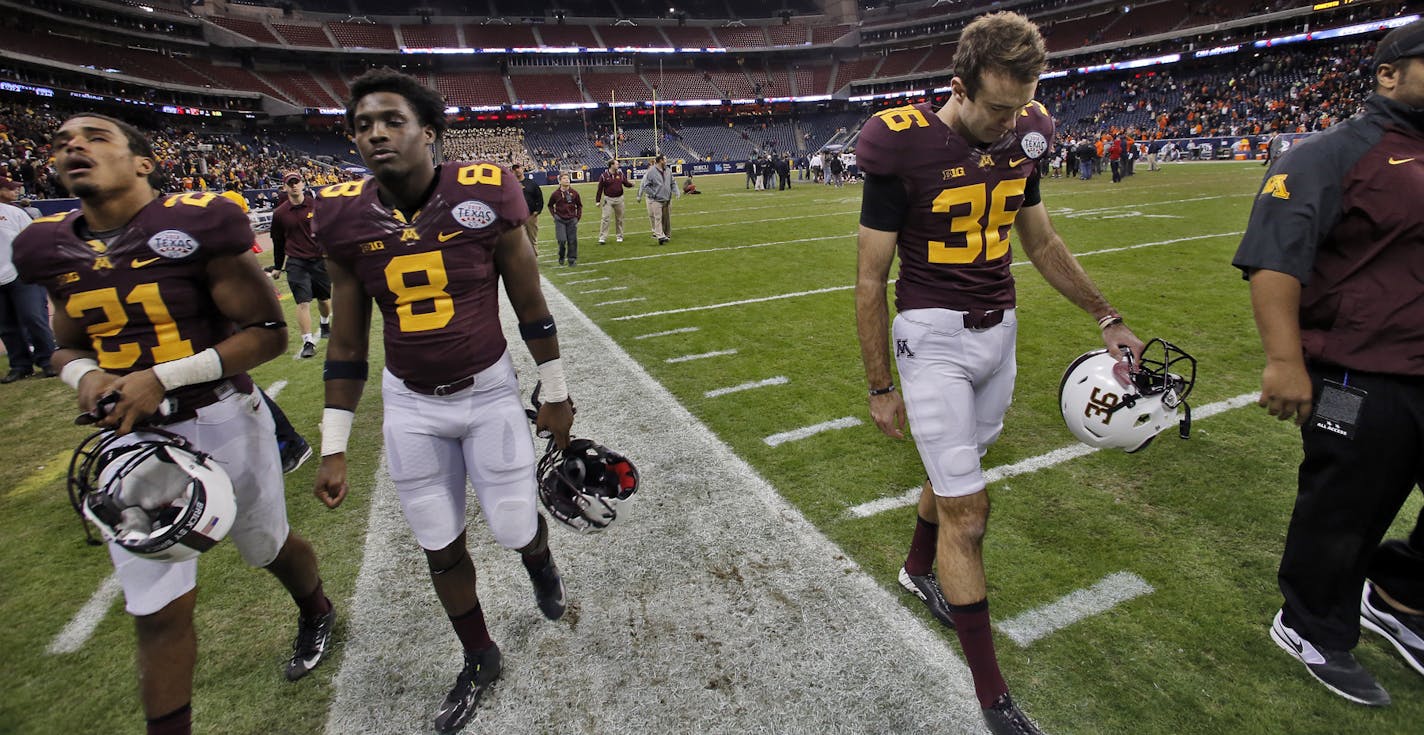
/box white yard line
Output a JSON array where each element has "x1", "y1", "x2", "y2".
[
  {"x1": 325, "y1": 282, "x2": 982, "y2": 734},
  {"x1": 565, "y1": 276, "x2": 611, "y2": 285},
  {"x1": 764, "y1": 417, "x2": 863, "y2": 447},
  {"x1": 634, "y1": 327, "x2": 699, "y2": 340},
  {"x1": 593, "y1": 297, "x2": 647, "y2": 307},
  {"x1": 46, "y1": 574, "x2": 122, "y2": 655},
  {"x1": 704, "y1": 376, "x2": 789, "y2": 398},
  {"x1": 579, "y1": 286, "x2": 628, "y2": 295},
  {"x1": 666, "y1": 349, "x2": 738, "y2": 363},
  {"x1": 576, "y1": 234, "x2": 853, "y2": 266},
  {"x1": 612, "y1": 232, "x2": 1241, "y2": 322},
  {"x1": 997, "y1": 572, "x2": 1155, "y2": 647},
  {"x1": 847, "y1": 393, "x2": 1258, "y2": 518},
  {"x1": 265, "y1": 379, "x2": 288, "y2": 398}
]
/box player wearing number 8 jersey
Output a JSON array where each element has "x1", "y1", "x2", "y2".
[
  {"x1": 312, "y1": 69, "x2": 575, "y2": 735},
  {"x1": 12, "y1": 113, "x2": 334, "y2": 735},
  {"x1": 853, "y1": 12, "x2": 1144, "y2": 734}
]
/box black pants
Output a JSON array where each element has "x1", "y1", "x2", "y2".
[{"x1": 1279, "y1": 363, "x2": 1424, "y2": 649}]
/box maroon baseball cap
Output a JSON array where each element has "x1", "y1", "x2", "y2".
[
  {"x1": 283, "y1": 171, "x2": 302, "y2": 185},
  {"x1": 0, "y1": 178, "x2": 21, "y2": 191}
]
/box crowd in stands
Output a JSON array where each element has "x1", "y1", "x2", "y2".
[
  {"x1": 0, "y1": 102, "x2": 350, "y2": 200},
  {"x1": 1042, "y1": 39, "x2": 1376, "y2": 143},
  {"x1": 443, "y1": 126, "x2": 538, "y2": 170}
]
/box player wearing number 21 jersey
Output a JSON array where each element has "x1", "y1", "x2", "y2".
[
  {"x1": 13, "y1": 113, "x2": 334, "y2": 735},
  {"x1": 312, "y1": 69, "x2": 574, "y2": 735},
  {"x1": 853, "y1": 12, "x2": 1145, "y2": 735}
]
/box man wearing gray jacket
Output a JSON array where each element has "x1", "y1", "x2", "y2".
[{"x1": 636, "y1": 155, "x2": 679, "y2": 245}]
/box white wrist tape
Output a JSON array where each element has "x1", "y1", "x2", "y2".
[
  {"x1": 60, "y1": 358, "x2": 101, "y2": 390},
  {"x1": 321, "y1": 408, "x2": 355, "y2": 457},
  {"x1": 152, "y1": 348, "x2": 222, "y2": 391},
  {"x1": 537, "y1": 357, "x2": 569, "y2": 404}
]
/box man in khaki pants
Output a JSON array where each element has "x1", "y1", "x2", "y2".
[
  {"x1": 636, "y1": 155, "x2": 679, "y2": 245},
  {"x1": 595, "y1": 159, "x2": 630, "y2": 244}
]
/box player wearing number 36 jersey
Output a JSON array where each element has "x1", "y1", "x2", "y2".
[
  {"x1": 853, "y1": 12, "x2": 1145, "y2": 735},
  {"x1": 312, "y1": 69, "x2": 575, "y2": 735}
]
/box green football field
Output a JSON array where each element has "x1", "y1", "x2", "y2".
[{"x1": 3, "y1": 162, "x2": 1421, "y2": 734}]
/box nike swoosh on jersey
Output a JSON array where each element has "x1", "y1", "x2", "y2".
[
  {"x1": 438, "y1": 230, "x2": 463, "y2": 242},
  {"x1": 131, "y1": 257, "x2": 161, "y2": 268},
  {"x1": 1008, "y1": 157, "x2": 1029, "y2": 167},
  {"x1": 1388, "y1": 157, "x2": 1415, "y2": 165}
]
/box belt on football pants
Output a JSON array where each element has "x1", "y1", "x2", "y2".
[
  {"x1": 962, "y1": 309, "x2": 1005, "y2": 330},
  {"x1": 151, "y1": 379, "x2": 245, "y2": 425},
  {"x1": 403, "y1": 375, "x2": 476, "y2": 396}
]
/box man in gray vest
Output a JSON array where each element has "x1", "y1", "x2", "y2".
[{"x1": 636, "y1": 155, "x2": 679, "y2": 245}]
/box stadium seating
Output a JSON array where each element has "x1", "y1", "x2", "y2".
[
  {"x1": 399, "y1": 23, "x2": 460, "y2": 49},
  {"x1": 597, "y1": 24, "x2": 673, "y2": 48},
  {"x1": 582, "y1": 72, "x2": 655, "y2": 104},
  {"x1": 271, "y1": 22, "x2": 336, "y2": 48},
  {"x1": 461, "y1": 23, "x2": 538, "y2": 48},
  {"x1": 328, "y1": 21, "x2": 399, "y2": 50},
  {"x1": 209, "y1": 16, "x2": 282, "y2": 44},
  {"x1": 433, "y1": 71, "x2": 511, "y2": 106},
  {"x1": 510, "y1": 73, "x2": 587, "y2": 105}
]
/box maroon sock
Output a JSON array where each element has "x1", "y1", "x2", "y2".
[
  {"x1": 146, "y1": 703, "x2": 191, "y2": 735},
  {"x1": 450, "y1": 603, "x2": 494, "y2": 654},
  {"x1": 294, "y1": 578, "x2": 333, "y2": 620},
  {"x1": 949, "y1": 599, "x2": 1009, "y2": 708},
  {"x1": 904, "y1": 515, "x2": 938, "y2": 576}
]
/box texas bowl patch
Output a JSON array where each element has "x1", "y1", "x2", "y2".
[
  {"x1": 452, "y1": 200, "x2": 497, "y2": 230},
  {"x1": 147, "y1": 230, "x2": 199, "y2": 258},
  {"x1": 1021, "y1": 132, "x2": 1049, "y2": 160}
]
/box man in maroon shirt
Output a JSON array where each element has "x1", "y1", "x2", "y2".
[
  {"x1": 269, "y1": 172, "x2": 331, "y2": 358},
  {"x1": 548, "y1": 173, "x2": 583, "y2": 266},
  {"x1": 311, "y1": 69, "x2": 575, "y2": 735},
  {"x1": 594, "y1": 158, "x2": 629, "y2": 244},
  {"x1": 855, "y1": 12, "x2": 1142, "y2": 734}
]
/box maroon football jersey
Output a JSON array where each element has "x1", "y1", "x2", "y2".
[
  {"x1": 11, "y1": 192, "x2": 254, "y2": 393},
  {"x1": 856, "y1": 101, "x2": 1055, "y2": 312},
  {"x1": 313, "y1": 163, "x2": 529, "y2": 386}
]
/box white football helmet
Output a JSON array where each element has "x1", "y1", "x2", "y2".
[
  {"x1": 1059, "y1": 339, "x2": 1196, "y2": 453},
  {"x1": 68, "y1": 429, "x2": 237, "y2": 562}
]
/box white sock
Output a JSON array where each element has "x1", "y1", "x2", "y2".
[
  {"x1": 303, "y1": 333, "x2": 314, "y2": 344},
  {"x1": 320, "y1": 316, "x2": 330, "y2": 326}
]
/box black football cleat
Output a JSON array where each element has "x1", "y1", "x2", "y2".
[
  {"x1": 1361, "y1": 582, "x2": 1424, "y2": 677},
  {"x1": 982, "y1": 693, "x2": 1046, "y2": 735},
  {"x1": 434, "y1": 643, "x2": 502, "y2": 735},
  {"x1": 1271, "y1": 609, "x2": 1390, "y2": 706},
  {"x1": 299, "y1": 341, "x2": 317, "y2": 359},
  {"x1": 286, "y1": 607, "x2": 337, "y2": 681},
  {"x1": 527, "y1": 557, "x2": 567, "y2": 621},
  {"x1": 280, "y1": 436, "x2": 313, "y2": 474},
  {"x1": 898, "y1": 566, "x2": 956, "y2": 629},
  {"x1": 1, "y1": 368, "x2": 34, "y2": 384},
  {"x1": 319, "y1": 321, "x2": 331, "y2": 339}
]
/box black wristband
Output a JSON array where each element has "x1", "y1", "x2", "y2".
[
  {"x1": 323, "y1": 360, "x2": 368, "y2": 381},
  {"x1": 519, "y1": 315, "x2": 557, "y2": 341},
  {"x1": 869, "y1": 384, "x2": 896, "y2": 397}
]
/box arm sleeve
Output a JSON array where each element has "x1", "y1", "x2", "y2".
[{"x1": 859, "y1": 173, "x2": 909, "y2": 232}]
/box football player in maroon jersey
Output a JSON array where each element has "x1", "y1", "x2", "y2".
[
  {"x1": 311, "y1": 69, "x2": 574, "y2": 735},
  {"x1": 854, "y1": 12, "x2": 1144, "y2": 734},
  {"x1": 12, "y1": 114, "x2": 335, "y2": 735}
]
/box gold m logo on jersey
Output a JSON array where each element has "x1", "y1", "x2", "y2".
[
  {"x1": 978, "y1": 154, "x2": 995, "y2": 169},
  {"x1": 1261, "y1": 174, "x2": 1291, "y2": 200},
  {"x1": 1084, "y1": 387, "x2": 1120, "y2": 423},
  {"x1": 92, "y1": 257, "x2": 114, "y2": 271},
  {"x1": 400, "y1": 228, "x2": 420, "y2": 242}
]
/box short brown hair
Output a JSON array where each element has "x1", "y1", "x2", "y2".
[{"x1": 952, "y1": 11, "x2": 1047, "y2": 100}]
